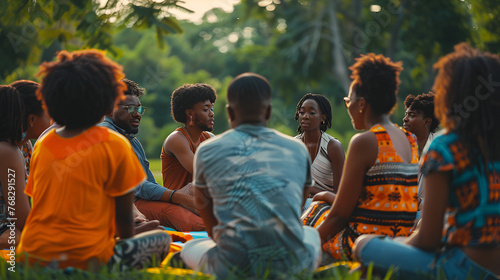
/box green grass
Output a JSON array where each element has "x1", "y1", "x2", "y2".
[
  {"x1": 0, "y1": 259, "x2": 393, "y2": 280},
  {"x1": 149, "y1": 159, "x2": 163, "y2": 186}
]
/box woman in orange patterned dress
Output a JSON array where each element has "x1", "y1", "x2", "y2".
[
  {"x1": 353, "y1": 43, "x2": 500, "y2": 279},
  {"x1": 305, "y1": 53, "x2": 419, "y2": 263}
]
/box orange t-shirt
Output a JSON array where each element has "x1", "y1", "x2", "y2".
[
  {"x1": 17, "y1": 126, "x2": 146, "y2": 269},
  {"x1": 160, "y1": 128, "x2": 211, "y2": 189}
]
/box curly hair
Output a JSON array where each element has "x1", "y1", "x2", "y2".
[
  {"x1": 10, "y1": 80, "x2": 42, "y2": 133},
  {"x1": 122, "y1": 78, "x2": 145, "y2": 97},
  {"x1": 0, "y1": 86, "x2": 24, "y2": 144},
  {"x1": 433, "y1": 42, "x2": 500, "y2": 161},
  {"x1": 170, "y1": 83, "x2": 217, "y2": 124},
  {"x1": 404, "y1": 92, "x2": 439, "y2": 133},
  {"x1": 37, "y1": 50, "x2": 126, "y2": 130},
  {"x1": 295, "y1": 93, "x2": 332, "y2": 133},
  {"x1": 349, "y1": 53, "x2": 403, "y2": 116}
]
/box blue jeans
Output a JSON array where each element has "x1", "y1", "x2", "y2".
[{"x1": 358, "y1": 236, "x2": 498, "y2": 280}]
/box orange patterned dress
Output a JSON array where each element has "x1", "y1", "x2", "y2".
[{"x1": 304, "y1": 125, "x2": 419, "y2": 260}]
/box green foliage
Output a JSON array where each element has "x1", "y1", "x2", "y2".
[
  {"x1": 0, "y1": 0, "x2": 190, "y2": 81},
  {"x1": 2, "y1": 0, "x2": 499, "y2": 159}
]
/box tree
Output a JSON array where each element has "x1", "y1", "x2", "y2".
[{"x1": 0, "y1": 0, "x2": 191, "y2": 81}]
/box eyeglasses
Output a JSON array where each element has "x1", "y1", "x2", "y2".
[
  {"x1": 343, "y1": 97, "x2": 362, "y2": 108},
  {"x1": 120, "y1": 105, "x2": 146, "y2": 115}
]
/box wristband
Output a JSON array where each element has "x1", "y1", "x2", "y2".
[{"x1": 169, "y1": 190, "x2": 177, "y2": 204}]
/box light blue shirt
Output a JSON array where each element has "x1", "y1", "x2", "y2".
[{"x1": 194, "y1": 124, "x2": 316, "y2": 278}]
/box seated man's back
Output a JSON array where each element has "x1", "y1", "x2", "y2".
[{"x1": 181, "y1": 73, "x2": 320, "y2": 279}]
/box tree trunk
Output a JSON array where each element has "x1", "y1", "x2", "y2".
[
  {"x1": 328, "y1": 0, "x2": 350, "y2": 93},
  {"x1": 387, "y1": 0, "x2": 406, "y2": 58}
]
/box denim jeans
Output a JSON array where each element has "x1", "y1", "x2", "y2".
[{"x1": 358, "y1": 236, "x2": 498, "y2": 280}]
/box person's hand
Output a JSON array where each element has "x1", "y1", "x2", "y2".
[
  {"x1": 173, "y1": 191, "x2": 199, "y2": 215},
  {"x1": 177, "y1": 182, "x2": 194, "y2": 196},
  {"x1": 134, "y1": 212, "x2": 148, "y2": 223},
  {"x1": 312, "y1": 191, "x2": 336, "y2": 204},
  {"x1": 134, "y1": 219, "x2": 164, "y2": 234}
]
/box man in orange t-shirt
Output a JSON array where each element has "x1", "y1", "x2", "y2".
[{"x1": 16, "y1": 50, "x2": 170, "y2": 271}]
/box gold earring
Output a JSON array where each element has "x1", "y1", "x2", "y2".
[
  {"x1": 189, "y1": 116, "x2": 194, "y2": 126},
  {"x1": 359, "y1": 110, "x2": 363, "y2": 114},
  {"x1": 30, "y1": 123, "x2": 34, "y2": 127}
]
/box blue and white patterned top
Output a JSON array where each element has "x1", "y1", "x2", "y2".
[{"x1": 194, "y1": 124, "x2": 316, "y2": 279}]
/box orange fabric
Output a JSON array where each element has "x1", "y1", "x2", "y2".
[
  {"x1": 16, "y1": 126, "x2": 146, "y2": 270},
  {"x1": 160, "y1": 128, "x2": 210, "y2": 189},
  {"x1": 165, "y1": 231, "x2": 193, "y2": 243},
  {"x1": 322, "y1": 125, "x2": 419, "y2": 260}
]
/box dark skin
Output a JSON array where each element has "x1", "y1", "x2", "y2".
[
  {"x1": 316, "y1": 82, "x2": 412, "y2": 244},
  {"x1": 0, "y1": 142, "x2": 31, "y2": 247},
  {"x1": 108, "y1": 96, "x2": 178, "y2": 231},
  {"x1": 402, "y1": 107, "x2": 432, "y2": 155},
  {"x1": 297, "y1": 98, "x2": 345, "y2": 194},
  {"x1": 162, "y1": 100, "x2": 215, "y2": 214}
]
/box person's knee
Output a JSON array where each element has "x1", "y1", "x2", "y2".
[{"x1": 352, "y1": 234, "x2": 380, "y2": 261}]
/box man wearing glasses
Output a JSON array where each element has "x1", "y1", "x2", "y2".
[{"x1": 99, "y1": 79, "x2": 200, "y2": 231}]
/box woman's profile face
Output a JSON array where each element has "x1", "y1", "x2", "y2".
[
  {"x1": 345, "y1": 82, "x2": 363, "y2": 130},
  {"x1": 298, "y1": 98, "x2": 324, "y2": 132}
]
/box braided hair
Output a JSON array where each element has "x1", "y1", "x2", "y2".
[{"x1": 295, "y1": 93, "x2": 332, "y2": 133}]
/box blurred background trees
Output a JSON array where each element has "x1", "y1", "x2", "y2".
[{"x1": 1, "y1": 0, "x2": 498, "y2": 157}]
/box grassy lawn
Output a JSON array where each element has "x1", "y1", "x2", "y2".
[
  {"x1": 1, "y1": 259, "x2": 388, "y2": 280},
  {"x1": 149, "y1": 159, "x2": 163, "y2": 186}
]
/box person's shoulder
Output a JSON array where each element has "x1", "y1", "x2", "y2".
[
  {"x1": 323, "y1": 132, "x2": 341, "y2": 144},
  {"x1": 0, "y1": 142, "x2": 21, "y2": 158},
  {"x1": 198, "y1": 129, "x2": 233, "y2": 148},
  {"x1": 428, "y1": 130, "x2": 455, "y2": 150},
  {"x1": 350, "y1": 130, "x2": 377, "y2": 146},
  {"x1": 98, "y1": 121, "x2": 117, "y2": 133},
  {"x1": 165, "y1": 128, "x2": 188, "y2": 142}
]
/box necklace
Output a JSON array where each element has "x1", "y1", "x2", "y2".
[{"x1": 303, "y1": 133, "x2": 321, "y2": 161}]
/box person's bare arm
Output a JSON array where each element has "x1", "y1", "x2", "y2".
[
  {"x1": 404, "y1": 171, "x2": 449, "y2": 250},
  {"x1": 316, "y1": 132, "x2": 377, "y2": 243},
  {"x1": 194, "y1": 186, "x2": 217, "y2": 237},
  {"x1": 327, "y1": 138, "x2": 345, "y2": 193},
  {"x1": 0, "y1": 145, "x2": 30, "y2": 231},
  {"x1": 163, "y1": 132, "x2": 196, "y2": 174},
  {"x1": 115, "y1": 191, "x2": 135, "y2": 239}
]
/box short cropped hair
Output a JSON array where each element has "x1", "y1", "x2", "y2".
[
  {"x1": 433, "y1": 42, "x2": 500, "y2": 158},
  {"x1": 10, "y1": 80, "x2": 42, "y2": 133},
  {"x1": 122, "y1": 78, "x2": 145, "y2": 97},
  {"x1": 0, "y1": 86, "x2": 24, "y2": 144},
  {"x1": 37, "y1": 50, "x2": 126, "y2": 130},
  {"x1": 227, "y1": 73, "x2": 271, "y2": 116},
  {"x1": 170, "y1": 83, "x2": 217, "y2": 124},
  {"x1": 404, "y1": 92, "x2": 439, "y2": 133},
  {"x1": 349, "y1": 53, "x2": 403, "y2": 116},
  {"x1": 295, "y1": 93, "x2": 332, "y2": 133}
]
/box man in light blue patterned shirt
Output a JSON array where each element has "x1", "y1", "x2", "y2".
[{"x1": 181, "y1": 73, "x2": 321, "y2": 279}]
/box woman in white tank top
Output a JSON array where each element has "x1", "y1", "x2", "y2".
[{"x1": 294, "y1": 93, "x2": 345, "y2": 195}]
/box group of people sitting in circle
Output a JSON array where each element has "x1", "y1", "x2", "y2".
[{"x1": 0, "y1": 41, "x2": 499, "y2": 279}]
